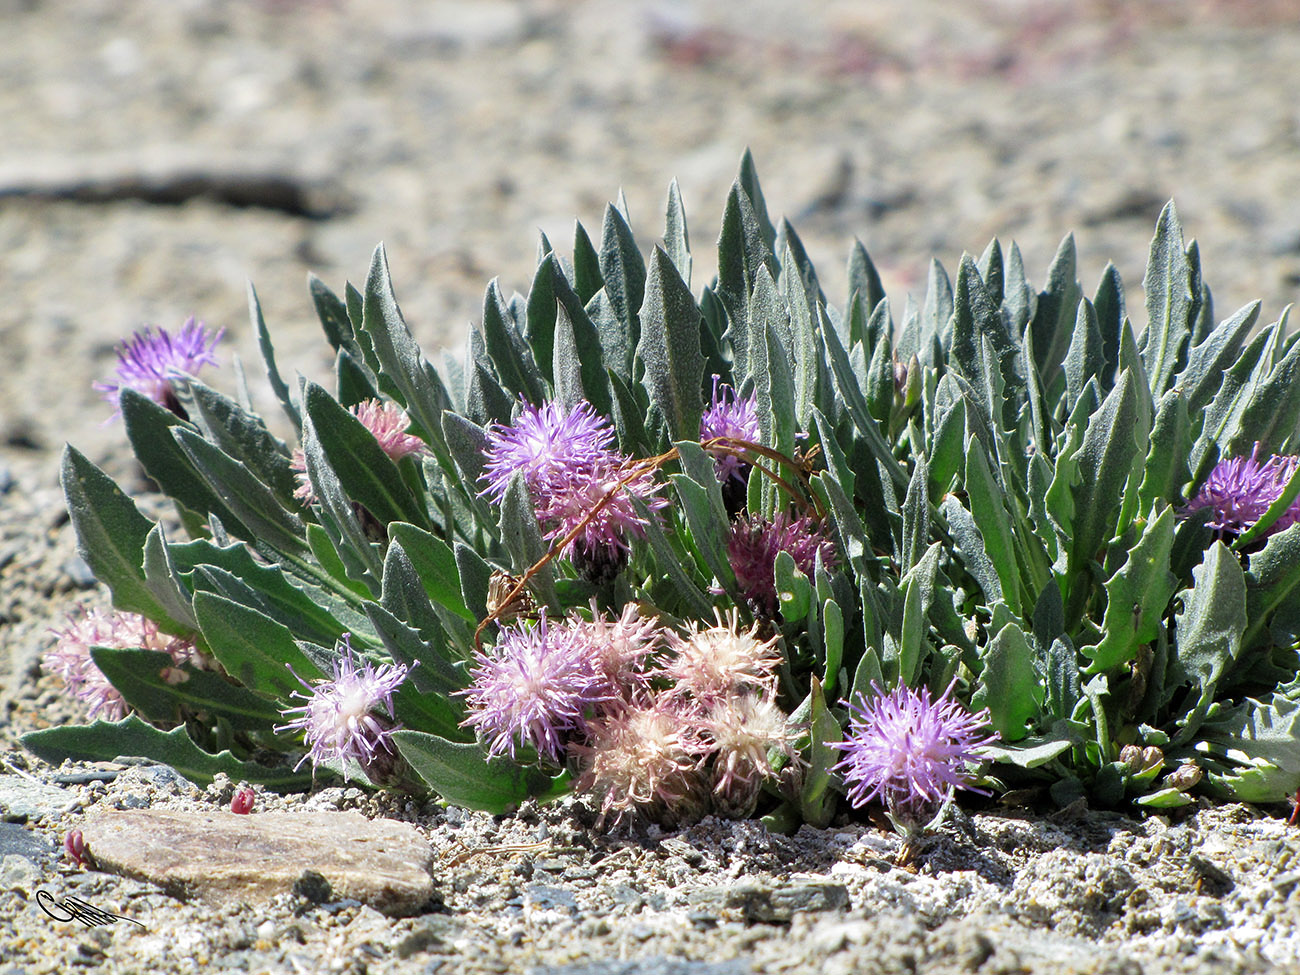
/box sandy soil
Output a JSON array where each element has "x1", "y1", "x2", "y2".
[{"x1": 2, "y1": 2, "x2": 1300, "y2": 972}]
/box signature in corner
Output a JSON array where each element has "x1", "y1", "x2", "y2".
[{"x1": 35, "y1": 890, "x2": 146, "y2": 930}]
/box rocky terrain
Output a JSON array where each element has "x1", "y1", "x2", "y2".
[{"x1": 3, "y1": 1, "x2": 1300, "y2": 972}]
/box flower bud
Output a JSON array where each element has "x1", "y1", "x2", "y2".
[
  {"x1": 231, "y1": 787, "x2": 255, "y2": 814},
  {"x1": 64, "y1": 828, "x2": 89, "y2": 867},
  {"x1": 1166, "y1": 763, "x2": 1202, "y2": 791}
]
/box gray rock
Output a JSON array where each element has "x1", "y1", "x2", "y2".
[
  {"x1": 0, "y1": 775, "x2": 74, "y2": 822},
  {"x1": 688, "y1": 878, "x2": 850, "y2": 923},
  {"x1": 524, "y1": 883, "x2": 580, "y2": 913},
  {"x1": 79, "y1": 809, "x2": 435, "y2": 916},
  {"x1": 0, "y1": 822, "x2": 55, "y2": 861},
  {"x1": 0, "y1": 854, "x2": 41, "y2": 891},
  {"x1": 527, "y1": 960, "x2": 751, "y2": 975}
]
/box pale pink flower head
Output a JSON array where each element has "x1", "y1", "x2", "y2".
[
  {"x1": 726, "y1": 511, "x2": 838, "y2": 618},
  {"x1": 45, "y1": 606, "x2": 199, "y2": 721},
  {"x1": 702, "y1": 692, "x2": 799, "y2": 801},
  {"x1": 459, "y1": 614, "x2": 610, "y2": 763},
  {"x1": 664, "y1": 608, "x2": 781, "y2": 710},
  {"x1": 830, "y1": 680, "x2": 997, "y2": 829},
  {"x1": 94, "y1": 318, "x2": 223, "y2": 417},
  {"x1": 291, "y1": 398, "x2": 428, "y2": 503},
  {"x1": 700, "y1": 375, "x2": 760, "y2": 486},
  {"x1": 571, "y1": 698, "x2": 709, "y2": 826},
  {"x1": 1184, "y1": 443, "x2": 1300, "y2": 537},
  {"x1": 567, "y1": 601, "x2": 662, "y2": 699},
  {"x1": 277, "y1": 636, "x2": 409, "y2": 771}
]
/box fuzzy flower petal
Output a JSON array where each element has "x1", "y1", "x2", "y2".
[
  {"x1": 830, "y1": 681, "x2": 997, "y2": 824},
  {"x1": 94, "y1": 318, "x2": 223, "y2": 411},
  {"x1": 45, "y1": 607, "x2": 199, "y2": 721},
  {"x1": 567, "y1": 601, "x2": 662, "y2": 699},
  {"x1": 537, "y1": 458, "x2": 668, "y2": 566},
  {"x1": 571, "y1": 699, "x2": 709, "y2": 825},
  {"x1": 277, "y1": 637, "x2": 409, "y2": 770},
  {"x1": 479, "y1": 399, "x2": 618, "y2": 504},
  {"x1": 1184, "y1": 443, "x2": 1300, "y2": 537},
  {"x1": 700, "y1": 376, "x2": 760, "y2": 485},
  {"x1": 726, "y1": 511, "x2": 838, "y2": 617},
  {"x1": 665, "y1": 608, "x2": 781, "y2": 710},
  {"x1": 460, "y1": 614, "x2": 610, "y2": 762}
]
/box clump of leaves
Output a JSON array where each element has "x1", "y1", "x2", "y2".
[{"x1": 28, "y1": 152, "x2": 1300, "y2": 828}]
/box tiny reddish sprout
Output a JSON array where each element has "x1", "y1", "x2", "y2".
[
  {"x1": 1288, "y1": 788, "x2": 1300, "y2": 827},
  {"x1": 64, "y1": 828, "x2": 88, "y2": 867},
  {"x1": 231, "y1": 787, "x2": 255, "y2": 814}
]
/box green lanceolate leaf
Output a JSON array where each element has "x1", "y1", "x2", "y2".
[
  {"x1": 963, "y1": 435, "x2": 1023, "y2": 616},
  {"x1": 1140, "y1": 202, "x2": 1194, "y2": 397},
  {"x1": 552, "y1": 299, "x2": 614, "y2": 418},
  {"x1": 302, "y1": 382, "x2": 430, "y2": 530},
  {"x1": 847, "y1": 239, "x2": 886, "y2": 318},
  {"x1": 637, "y1": 246, "x2": 706, "y2": 444},
  {"x1": 393, "y1": 731, "x2": 570, "y2": 814},
  {"x1": 664, "y1": 178, "x2": 692, "y2": 289},
  {"x1": 1063, "y1": 298, "x2": 1106, "y2": 413},
  {"x1": 1137, "y1": 389, "x2": 1192, "y2": 513},
  {"x1": 1229, "y1": 316, "x2": 1300, "y2": 459},
  {"x1": 1243, "y1": 524, "x2": 1300, "y2": 651},
  {"x1": 387, "y1": 522, "x2": 474, "y2": 623},
  {"x1": 498, "y1": 473, "x2": 558, "y2": 610},
  {"x1": 22, "y1": 717, "x2": 313, "y2": 791},
  {"x1": 250, "y1": 280, "x2": 302, "y2": 433},
  {"x1": 973, "y1": 621, "x2": 1041, "y2": 741},
  {"x1": 900, "y1": 456, "x2": 930, "y2": 574},
  {"x1": 298, "y1": 418, "x2": 383, "y2": 591},
  {"x1": 193, "y1": 591, "x2": 325, "y2": 698},
  {"x1": 799, "y1": 677, "x2": 839, "y2": 828},
  {"x1": 92, "y1": 647, "x2": 282, "y2": 731},
  {"x1": 479, "y1": 278, "x2": 543, "y2": 404},
  {"x1": 1195, "y1": 677, "x2": 1300, "y2": 802},
  {"x1": 1169, "y1": 541, "x2": 1247, "y2": 743},
  {"x1": 939, "y1": 494, "x2": 1003, "y2": 607},
  {"x1": 61, "y1": 446, "x2": 180, "y2": 627},
  {"x1": 364, "y1": 605, "x2": 469, "y2": 742},
  {"x1": 1027, "y1": 234, "x2": 1082, "y2": 392},
  {"x1": 1092, "y1": 261, "x2": 1126, "y2": 388},
  {"x1": 185, "y1": 381, "x2": 299, "y2": 506},
  {"x1": 599, "y1": 203, "x2": 646, "y2": 372},
  {"x1": 141, "y1": 525, "x2": 199, "y2": 633},
  {"x1": 1083, "y1": 504, "x2": 1177, "y2": 673},
  {"x1": 1062, "y1": 368, "x2": 1147, "y2": 626},
  {"x1": 1178, "y1": 301, "x2": 1260, "y2": 416}
]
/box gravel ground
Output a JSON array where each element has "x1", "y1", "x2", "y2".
[{"x1": 3, "y1": 1, "x2": 1300, "y2": 972}]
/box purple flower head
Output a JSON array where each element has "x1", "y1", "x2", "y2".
[
  {"x1": 460, "y1": 614, "x2": 610, "y2": 763},
  {"x1": 538, "y1": 456, "x2": 668, "y2": 582},
  {"x1": 94, "y1": 318, "x2": 224, "y2": 414},
  {"x1": 726, "y1": 511, "x2": 838, "y2": 618},
  {"x1": 45, "y1": 606, "x2": 200, "y2": 721},
  {"x1": 291, "y1": 399, "x2": 428, "y2": 503},
  {"x1": 277, "y1": 637, "x2": 409, "y2": 770},
  {"x1": 479, "y1": 399, "x2": 617, "y2": 504},
  {"x1": 700, "y1": 375, "x2": 760, "y2": 485},
  {"x1": 830, "y1": 680, "x2": 997, "y2": 828},
  {"x1": 1184, "y1": 443, "x2": 1300, "y2": 537}
]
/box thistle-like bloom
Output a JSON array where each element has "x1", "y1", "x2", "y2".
[
  {"x1": 664, "y1": 608, "x2": 781, "y2": 710},
  {"x1": 1184, "y1": 443, "x2": 1300, "y2": 537},
  {"x1": 702, "y1": 692, "x2": 800, "y2": 818},
  {"x1": 571, "y1": 699, "x2": 709, "y2": 826},
  {"x1": 460, "y1": 615, "x2": 609, "y2": 763},
  {"x1": 700, "y1": 375, "x2": 760, "y2": 485},
  {"x1": 277, "y1": 638, "x2": 409, "y2": 770},
  {"x1": 94, "y1": 318, "x2": 224, "y2": 414},
  {"x1": 567, "y1": 601, "x2": 662, "y2": 699},
  {"x1": 726, "y1": 512, "x2": 838, "y2": 618},
  {"x1": 479, "y1": 399, "x2": 618, "y2": 504},
  {"x1": 830, "y1": 681, "x2": 997, "y2": 828},
  {"x1": 291, "y1": 398, "x2": 428, "y2": 503},
  {"x1": 45, "y1": 607, "x2": 199, "y2": 721},
  {"x1": 537, "y1": 457, "x2": 668, "y2": 581}
]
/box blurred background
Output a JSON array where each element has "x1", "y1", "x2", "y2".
[{"x1": 3, "y1": 0, "x2": 1300, "y2": 488}]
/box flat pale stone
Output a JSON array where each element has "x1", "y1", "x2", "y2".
[{"x1": 79, "y1": 809, "x2": 435, "y2": 916}]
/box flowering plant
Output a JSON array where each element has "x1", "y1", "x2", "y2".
[{"x1": 26, "y1": 153, "x2": 1300, "y2": 827}]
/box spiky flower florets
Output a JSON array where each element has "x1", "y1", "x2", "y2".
[
  {"x1": 665, "y1": 608, "x2": 781, "y2": 709},
  {"x1": 94, "y1": 318, "x2": 224, "y2": 414},
  {"x1": 702, "y1": 692, "x2": 800, "y2": 817},
  {"x1": 571, "y1": 700, "x2": 708, "y2": 826},
  {"x1": 460, "y1": 614, "x2": 610, "y2": 763},
  {"x1": 830, "y1": 681, "x2": 996, "y2": 828},
  {"x1": 277, "y1": 637, "x2": 409, "y2": 770},
  {"x1": 479, "y1": 399, "x2": 618, "y2": 503},
  {"x1": 700, "y1": 375, "x2": 760, "y2": 485},
  {"x1": 726, "y1": 511, "x2": 838, "y2": 617},
  {"x1": 537, "y1": 457, "x2": 667, "y2": 571},
  {"x1": 291, "y1": 398, "x2": 428, "y2": 503},
  {"x1": 567, "y1": 601, "x2": 661, "y2": 699},
  {"x1": 1184, "y1": 443, "x2": 1300, "y2": 537},
  {"x1": 45, "y1": 607, "x2": 199, "y2": 721}
]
